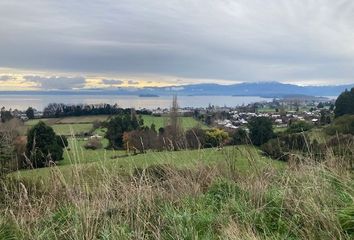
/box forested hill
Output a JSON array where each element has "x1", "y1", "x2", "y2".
[{"x1": 0, "y1": 82, "x2": 353, "y2": 97}]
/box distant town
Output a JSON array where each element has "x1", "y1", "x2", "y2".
[{"x1": 2, "y1": 95, "x2": 335, "y2": 133}]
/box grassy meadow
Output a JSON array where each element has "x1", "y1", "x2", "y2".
[
  {"x1": 2, "y1": 142, "x2": 353, "y2": 239},
  {"x1": 11, "y1": 143, "x2": 283, "y2": 184},
  {"x1": 142, "y1": 115, "x2": 207, "y2": 129},
  {"x1": 1, "y1": 115, "x2": 353, "y2": 239},
  {"x1": 23, "y1": 115, "x2": 207, "y2": 136}
]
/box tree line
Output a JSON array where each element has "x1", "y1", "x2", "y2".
[
  {"x1": 42, "y1": 103, "x2": 151, "y2": 118},
  {"x1": 1, "y1": 88, "x2": 354, "y2": 173}
]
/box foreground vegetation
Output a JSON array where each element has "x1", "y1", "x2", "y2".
[
  {"x1": 1, "y1": 146, "x2": 353, "y2": 239},
  {"x1": 1, "y1": 90, "x2": 354, "y2": 239},
  {"x1": 10, "y1": 144, "x2": 281, "y2": 183}
]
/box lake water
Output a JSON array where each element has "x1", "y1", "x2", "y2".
[{"x1": 0, "y1": 94, "x2": 271, "y2": 111}]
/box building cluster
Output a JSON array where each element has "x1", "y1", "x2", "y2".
[
  {"x1": 214, "y1": 110, "x2": 323, "y2": 129},
  {"x1": 0, "y1": 109, "x2": 43, "y2": 121}
]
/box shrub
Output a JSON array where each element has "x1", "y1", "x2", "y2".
[
  {"x1": 185, "y1": 127, "x2": 207, "y2": 149},
  {"x1": 205, "y1": 128, "x2": 229, "y2": 148},
  {"x1": 230, "y1": 128, "x2": 249, "y2": 145},
  {"x1": 261, "y1": 133, "x2": 310, "y2": 161},
  {"x1": 326, "y1": 134, "x2": 354, "y2": 169},
  {"x1": 286, "y1": 120, "x2": 313, "y2": 134},
  {"x1": 84, "y1": 138, "x2": 103, "y2": 150},
  {"x1": 261, "y1": 138, "x2": 288, "y2": 161},
  {"x1": 325, "y1": 115, "x2": 354, "y2": 136}
]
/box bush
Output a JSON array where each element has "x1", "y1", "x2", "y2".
[
  {"x1": 325, "y1": 115, "x2": 354, "y2": 136},
  {"x1": 84, "y1": 138, "x2": 103, "y2": 150},
  {"x1": 230, "y1": 128, "x2": 249, "y2": 145},
  {"x1": 204, "y1": 128, "x2": 229, "y2": 148},
  {"x1": 185, "y1": 127, "x2": 207, "y2": 149},
  {"x1": 286, "y1": 120, "x2": 313, "y2": 134},
  {"x1": 261, "y1": 138, "x2": 288, "y2": 161},
  {"x1": 261, "y1": 133, "x2": 310, "y2": 161},
  {"x1": 326, "y1": 134, "x2": 354, "y2": 169}
]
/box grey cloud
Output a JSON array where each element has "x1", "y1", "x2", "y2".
[
  {"x1": 0, "y1": 75, "x2": 14, "y2": 81},
  {"x1": 102, "y1": 79, "x2": 124, "y2": 85},
  {"x1": 24, "y1": 75, "x2": 86, "y2": 90},
  {"x1": 0, "y1": 1, "x2": 354, "y2": 85},
  {"x1": 127, "y1": 80, "x2": 139, "y2": 85}
]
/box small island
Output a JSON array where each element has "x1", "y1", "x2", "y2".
[{"x1": 139, "y1": 94, "x2": 159, "y2": 97}]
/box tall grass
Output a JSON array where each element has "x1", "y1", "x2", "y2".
[{"x1": 0, "y1": 144, "x2": 353, "y2": 239}]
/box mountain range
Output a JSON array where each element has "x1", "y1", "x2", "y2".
[{"x1": 1, "y1": 82, "x2": 353, "y2": 97}]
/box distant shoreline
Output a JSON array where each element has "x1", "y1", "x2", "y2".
[{"x1": 139, "y1": 94, "x2": 159, "y2": 97}]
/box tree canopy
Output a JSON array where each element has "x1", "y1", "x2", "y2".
[
  {"x1": 26, "y1": 107, "x2": 35, "y2": 119},
  {"x1": 26, "y1": 121, "x2": 65, "y2": 168},
  {"x1": 105, "y1": 113, "x2": 142, "y2": 149},
  {"x1": 248, "y1": 117, "x2": 274, "y2": 146},
  {"x1": 334, "y1": 88, "x2": 354, "y2": 118}
]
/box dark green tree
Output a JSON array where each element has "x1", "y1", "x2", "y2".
[
  {"x1": 317, "y1": 102, "x2": 324, "y2": 109},
  {"x1": 320, "y1": 110, "x2": 331, "y2": 125},
  {"x1": 334, "y1": 88, "x2": 354, "y2": 118},
  {"x1": 56, "y1": 135, "x2": 69, "y2": 148},
  {"x1": 231, "y1": 128, "x2": 249, "y2": 145},
  {"x1": 26, "y1": 122, "x2": 64, "y2": 168},
  {"x1": 105, "y1": 114, "x2": 141, "y2": 149},
  {"x1": 0, "y1": 107, "x2": 13, "y2": 123},
  {"x1": 25, "y1": 107, "x2": 35, "y2": 119},
  {"x1": 248, "y1": 117, "x2": 274, "y2": 146}
]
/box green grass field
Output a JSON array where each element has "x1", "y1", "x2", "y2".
[
  {"x1": 25, "y1": 115, "x2": 111, "y2": 125},
  {"x1": 24, "y1": 115, "x2": 207, "y2": 136},
  {"x1": 11, "y1": 142, "x2": 282, "y2": 183},
  {"x1": 142, "y1": 115, "x2": 207, "y2": 129},
  {"x1": 51, "y1": 123, "x2": 93, "y2": 135}
]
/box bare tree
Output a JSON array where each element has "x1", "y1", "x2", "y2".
[{"x1": 166, "y1": 95, "x2": 184, "y2": 150}]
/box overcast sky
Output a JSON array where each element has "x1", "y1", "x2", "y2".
[{"x1": 0, "y1": 0, "x2": 354, "y2": 90}]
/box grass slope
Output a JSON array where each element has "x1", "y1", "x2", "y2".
[
  {"x1": 142, "y1": 115, "x2": 207, "y2": 129},
  {"x1": 24, "y1": 115, "x2": 206, "y2": 136},
  {"x1": 11, "y1": 143, "x2": 282, "y2": 183}
]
